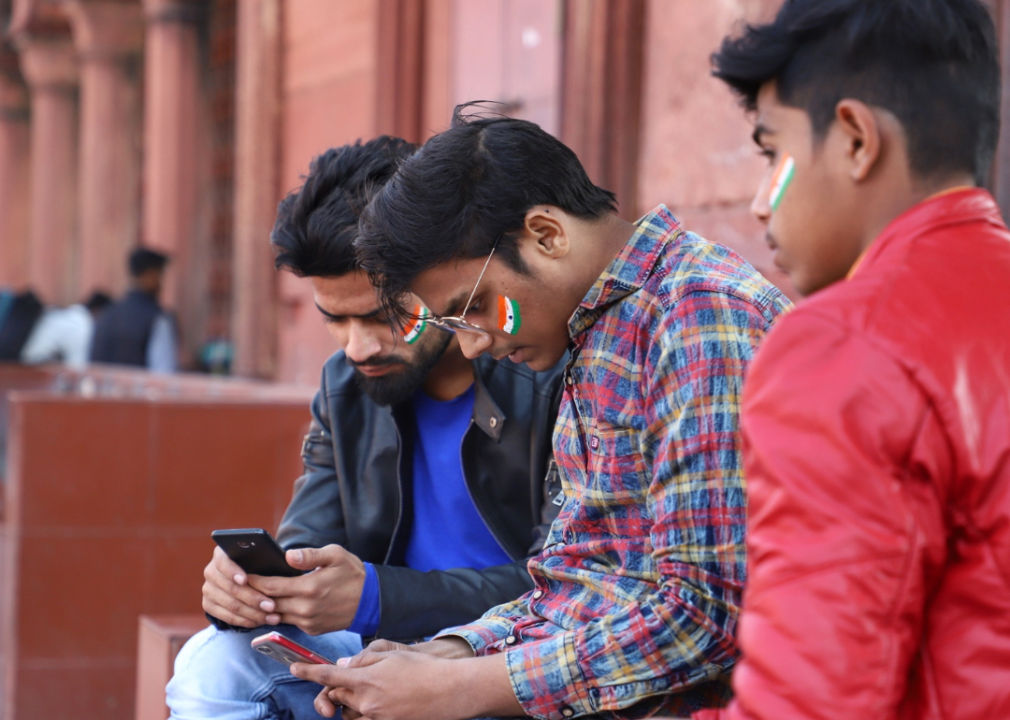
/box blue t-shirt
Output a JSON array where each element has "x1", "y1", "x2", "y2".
[{"x1": 348, "y1": 384, "x2": 512, "y2": 636}]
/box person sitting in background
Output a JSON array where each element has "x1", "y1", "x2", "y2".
[
  {"x1": 90, "y1": 247, "x2": 178, "y2": 372},
  {"x1": 0, "y1": 289, "x2": 44, "y2": 362},
  {"x1": 21, "y1": 290, "x2": 111, "y2": 369},
  {"x1": 166, "y1": 137, "x2": 565, "y2": 720}
]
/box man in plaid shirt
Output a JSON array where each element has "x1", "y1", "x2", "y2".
[{"x1": 292, "y1": 108, "x2": 791, "y2": 720}]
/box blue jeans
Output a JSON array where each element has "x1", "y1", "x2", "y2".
[{"x1": 166, "y1": 624, "x2": 363, "y2": 720}]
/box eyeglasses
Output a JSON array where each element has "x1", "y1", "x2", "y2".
[{"x1": 426, "y1": 240, "x2": 499, "y2": 336}]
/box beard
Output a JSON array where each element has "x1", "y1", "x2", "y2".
[{"x1": 351, "y1": 330, "x2": 453, "y2": 406}]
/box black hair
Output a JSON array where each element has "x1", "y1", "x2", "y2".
[
  {"x1": 356, "y1": 102, "x2": 617, "y2": 316},
  {"x1": 83, "y1": 291, "x2": 112, "y2": 313},
  {"x1": 271, "y1": 136, "x2": 417, "y2": 277},
  {"x1": 712, "y1": 0, "x2": 1000, "y2": 185},
  {"x1": 128, "y1": 247, "x2": 169, "y2": 277}
]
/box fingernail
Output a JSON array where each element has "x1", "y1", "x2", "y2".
[
  {"x1": 337, "y1": 656, "x2": 350, "y2": 667},
  {"x1": 292, "y1": 549, "x2": 304, "y2": 564},
  {"x1": 260, "y1": 599, "x2": 275, "y2": 612}
]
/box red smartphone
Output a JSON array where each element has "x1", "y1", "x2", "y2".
[{"x1": 251, "y1": 630, "x2": 334, "y2": 666}]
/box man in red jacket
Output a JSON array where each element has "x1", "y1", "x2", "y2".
[{"x1": 702, "y1": 0, "x2": 1010, "y2": 718}]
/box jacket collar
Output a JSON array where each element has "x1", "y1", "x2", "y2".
[
  {"x1": 471, "y1": 357, "x2": 505, "y2": 441},
  {"x1": 567, "y1": 204, "x2": 683, "y2": 339},
  {"x1": 849, "y1": 187, "x2": 1004, "y2": 280}
]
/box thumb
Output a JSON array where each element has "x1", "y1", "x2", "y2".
[{"x1": 285, "y1": 546, "x2": 323, "y2": 570}]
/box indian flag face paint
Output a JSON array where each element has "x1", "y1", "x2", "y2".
[
  {"x1": 769, "y1": 154, "x2": 795, "y2": 212},
  {"x1": 401, "y1": 304, "x2": 428, "y2": 344},
  {"x1": 496, "y1": 295, "x2": 521, "y2": 335}
]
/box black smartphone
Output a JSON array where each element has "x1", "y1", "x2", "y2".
[{"x1": 211, "y1": 528, "x2": 303, "y2": 577}]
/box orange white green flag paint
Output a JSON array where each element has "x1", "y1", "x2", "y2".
[
  {"x1": 769, "y1": 154, "x2": 795, "y2": 211},
  {"x1": 402, "y1": 304, "x2": 429, "y2": 344},
  {"x1": 497, "y1": 295, "x2": 521, "y2": 335}
]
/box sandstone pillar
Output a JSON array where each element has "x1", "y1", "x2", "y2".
[
  {"x1": 142, "y1": 0, "x2": 209, "y2": 361},
  {"x1": 231, "y1": 0, "x2": 279, "y2": 378},
  {"x1": 17, "y1": 35, "x2": 79, "y2": 305},
  {"x1": 66, "y1": 0, "x2": 144, "y2": 297},
  {"x1": 0, "y1": 60, "x2": 31, "y2": 288}
]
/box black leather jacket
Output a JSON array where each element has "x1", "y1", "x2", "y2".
[{"x1": 276, "y1": 351, "x2": 564, "y2": 641}]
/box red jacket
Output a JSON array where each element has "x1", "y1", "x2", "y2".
[{"x1": 701, "y1": 188, "x2": 1010, "y2": 719}]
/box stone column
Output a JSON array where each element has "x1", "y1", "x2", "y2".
[
  {"x1": 0, "y1": 59, "x2": 31, "y2": 289},
  {"x1": 231, "y1": 0, "x2": 279, "y2": 378},
  {"x1": 16, "y1": 34, "x2": 80, "y2": 305},
  {"x1": 142, "y1": 0, "x2": 209, "y2": 361},
  {"x1": 65, "y1": 0, "x2": 144, "y2": 298}
]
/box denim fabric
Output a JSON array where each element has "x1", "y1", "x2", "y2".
[{"x1": 166, "y1": 624, "x2": 361, "y2": 720}]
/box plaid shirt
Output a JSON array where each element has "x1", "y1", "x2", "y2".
[{"x1": 441, "y1": 206, "x2": 791, "y2": 719}]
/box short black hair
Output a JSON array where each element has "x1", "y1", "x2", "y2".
[
  {"x1": 712, "y1": 0, "x2": 1000, "y2": 185},
  {"x1": 128, "y1": 247, "x2": 169, "y2": 277},
  {"x1": 271, "y1": 136, "x2": 417, "y2": 277},
  {"x1": 83, "y1": 291, "x2": 112, "y2": 313},
  {"x1": 356, "y1": 103, "x2": 617, "y2": 316}
]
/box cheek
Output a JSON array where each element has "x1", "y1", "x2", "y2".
[{"x1": 325, "y1": 324, "x2": 349, "y2": 348}]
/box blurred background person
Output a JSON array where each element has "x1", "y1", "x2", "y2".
[
  {"x1": 0, "y1": 288, "x2": 44, "y2": 362},
  {"x1": 90, "y1": 247, "x2": 178, "y2": 372},
  {"x1": 20, "y1": 290, "x2": 111, "y2": 369}
]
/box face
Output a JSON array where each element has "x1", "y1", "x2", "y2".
[
  {"x1": 750, "y1": 82, "x2": 864, "y2": 296},
  {"x1": 410, "y1": 243, "x2": 572, "y2": 372},
  {"x1": 310, "y1": 272, "x2": 450, "y2": 405}
]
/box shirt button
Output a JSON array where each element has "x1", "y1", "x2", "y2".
[
  {"x1": 589, "y1": 436, "x2": 599, "y2": 450},
  {"x1": 489, "y1": 416, "x2": 498, "y2": 428},
  {"x1": 565, "y1": 375, "x2": 573, "y2": 385},
  {"x1": 532, "y1": 590, "x2": 544, "y2": 599},
  {"x1": 505, "y1": 635, "x2": 517, "y2": 645},
  {"x1": 561, "y1": 706, "x2": 575, "y2": 717}
]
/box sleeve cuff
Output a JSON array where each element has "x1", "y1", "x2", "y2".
[{"x1": 348, "y1": 562, "x2": 381, "y2": 636}]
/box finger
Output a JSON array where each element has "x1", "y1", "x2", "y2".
[
  {"x1": 290, "y1": 661, "x2": 352, "y2": 688},
  {"x1": 286, "y1": 545, "x2": 330, "y2": 571},
  {"x1": 205, "y1": 553, "x2": 276, "y2": 611},
  {"x1": 363, "y1": 638, "x2": 409, "y2": 654},
  {"x1": 202, "y1": 580, "x2": 271, "y2": 627},
  {"x1": 211, "y1": 546, "x2": 248, "y2": 585},
  {"x1": 313, "y1": 686, "x2": 339, "y2": 718},
  {"x1": 338, "y1": 648, "x2": 389, "y2": 669}
]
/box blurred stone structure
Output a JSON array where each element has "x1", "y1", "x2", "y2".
[{"x1": 1, "y1": 0, "x2": 1009, "y2": 383}]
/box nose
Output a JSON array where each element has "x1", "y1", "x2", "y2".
[
  {"x1": 455, "y1": 329, "x2": 493, "y2": 359},
  {"x1": 344, "y1": 321, "x2": 383, "y2": 363},
  {"x1": 750, "y1": 171, "x2": 772, "y2": 224}
]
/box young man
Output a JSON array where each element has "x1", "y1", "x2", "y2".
[
  {"x1": 700, "y1": 1, "x2": 1010, "y2": 717},
  {"x1": 292, "y1": 112, "x2": 791, "y2": 719},
  {"x1": 90, "y1": 246, "x2": 177, "y2": 371},
  {"x1": 166, "y1": 137, "x2": 564, "y2": 719}
]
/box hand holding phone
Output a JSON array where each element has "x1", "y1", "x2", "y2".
[
  {"x1": 251, "y1": 630, "x2": 334, "y2": 666},
  {"x1": 211, "y1": 528, "x2": 303, "y2": 577}
]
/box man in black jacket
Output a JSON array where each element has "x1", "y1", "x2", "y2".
[
  {"x1": 166, "y1": 137, "x2": 563, "y2": 719},
  {"x1": 90, "y1": 247, "x2": 178, "y2": 371}
]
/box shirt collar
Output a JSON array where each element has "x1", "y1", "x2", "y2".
[{"x1": 567, "y1": 205, "x2": 682, "y2": 339}]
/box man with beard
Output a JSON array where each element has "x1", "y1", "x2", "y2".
[{"x1": 166, "y1": 137, "x2": 564, "y2": 720}]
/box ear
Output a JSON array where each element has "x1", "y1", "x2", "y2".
[
  {"x1": 522, "y1": 206, "x2": 570, "y2": 259},
  {"x1": 834, "y1": 99, "x2": 882, "y2": 182}
]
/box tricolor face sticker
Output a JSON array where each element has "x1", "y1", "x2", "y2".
[
  {"x1": 496, "y1": 295, "x2": 521, "y2": 335},
  {"x1": 401, "y1": 304, "x2": 429, "y2": 344},
  {"x1": 750, "y1": 81, "x2": 864, "y2": 296},
  {"x1": 768, "y1": 154, "x2": 795, "y2": 212}
]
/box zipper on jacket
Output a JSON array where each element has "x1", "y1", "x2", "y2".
[
  {"x1": 460, "y1": 418, "x2": 513, "y2": 559},
  {"x1": 383, "y1": 424, "x2": 405, "y2": 565}
]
